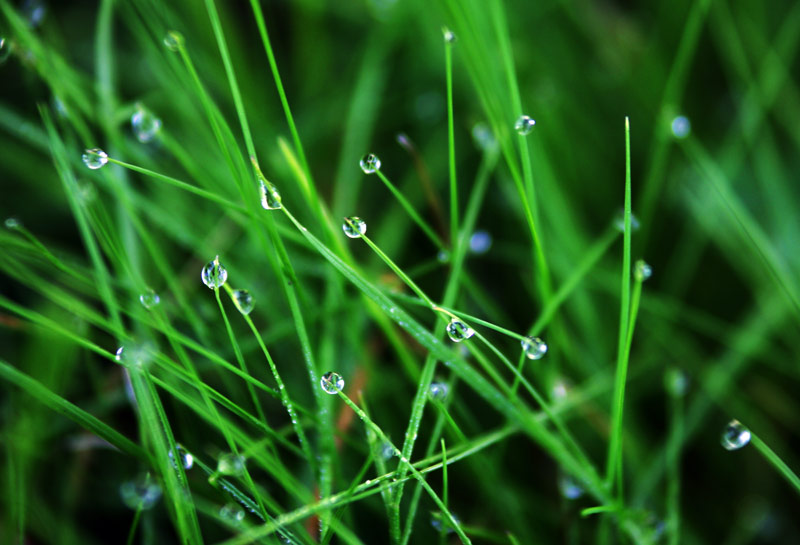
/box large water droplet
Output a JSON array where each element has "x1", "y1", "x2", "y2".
[
  {"x1": 634, "y1": 259, "x2": 652, "y2": 282},
  {"x1": 120, "y1": 473, "x2": 162, "y2": 510},
  {"x1": 21, "y1": 0, "x2": 46, "y2": 29},
  {"x1": 514, "y1": 115, "x2": 536, "y2": 135},
  {"x1": 320, "y1": 371, "x2": 345, "y2": 394},
  {"x1": 671, "y1": 116, "x2": 691, "y2": 139},
  {"x1": 139, "y1": 288, "x2": 160, "y2": 309},
  {"x1": 446, "y1": 318, "x2": 474, "y2": 342},
  {"x1": 220, "y1": 502, "x2": 245, "y2": 522},
  {"x1": 82, "y1": 148, "x2": 108, "y2": 170},
  {"x1": 558, "y1": 473, "x2": 584, "y2": 499},
  {"x1": 258, "y1": 176, "x2": 282, "y2": 210},
  {"x1": 721, "y1": 419, "x2": 750, "y2": 451},
  {"x1": 131, "y1": 105, "x2": 162, "y2": 143},
  {"x1": 163, "y1": 30, "x2": 184, "y2": 51},
  {"x1": 114, "y1": 343, "x2": 154, "y2": 368},
  {"x1": 217, "y1": 453, "x2": 246, "y2": 475},
  {"x1": 469, "y1": 230, "x2": 492, "y2": 254},
  {"x1": 201, "y1": 255, "x2": 228, "y2": 289},
  {"x1": 0, "y1": 38, "x2": 11, "y2": 64},
  {"x1": 443, "y1": 28, "x2": 457, "y2": 43},
  {"x1": 5, "y1": 217, "x2": 20, "y2": 229},
  {"x1": 612, "y1": 210, "x2": 641, "y2": 233},
  {"x1": 521, "y1": 336, "x2": 548, "y2": 360},
  {"x1": 169, "y1": 443, "x2": 194, "y2": 470},
  {"x1": 359, "y1": 153, "x2": 381, "y2": 174},
  {"x1": 664, "y1": 368, "x2": 688, "y2": 397},
  {"x1": 232, "y1": 289, "x2": 254, "y2": 315},
  {"x1": 342, "y1": 216, "x2": 367, "y2": 238},
  {"x1": 429, "y1": 381, "x2": 449, "y2": 401}
]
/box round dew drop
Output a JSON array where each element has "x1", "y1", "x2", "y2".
[
  {"x1": 721, "y1": 419, "x2": 751, "y2": 451},
  {"x1": 259, "y1": 177, "x2": 282, "y2": 210},
  {"x1": 232, "y1": 289, "x2": 254, "y2": 315},
  {"x1": 664, "y1": 368, "x2": 688, "y2": 397},
  {"x1": 558, "y1": 473, "x2": 584, "y2": 500},
  {"x1": 429, "y1": 381, "x2": 449, "y2": 401},
  {"x1": 514, "y1": 115, "x2": 536, "y2": 135},
  {"x1": 169, "y1": 443, "x2": 194, "y2": 470},
  {"x1": 613, "y1": 210, "x2": 641, "y2": 233},
  {"x1": 139, "y1": 288, "x2": 160, "y2": 309},
  {"x1": 220, "y1": 502, "x2": 246, "y2": 523},
  {"x1": 120, "y1": 473, "x2": 162, "y2": 510},
  {"x1": 201, "y1": 256, "x2": 228, "y2": 289},
  {"x1": 82, "y1": 148, "x2": 108, "y2": 170},
  {"x1": 342, "y1": 216, "x2": 367, "y2": 238},
  {"x1": 443, "y1": 28, "x2": 457, "y2": 43},
  {"x1": 671, "y1": 115, "x2": 691, "y2": 139},
  {"x1": 163, "y1": 30, "x2": 184, "y2": 51},
  {"x1": 217, "y1": 453, "x2": 245, "y2": 476},
  {"x1": 359, "y1": 153, "x2": 381, "y2": 174},
  {"x1": 320, "y1": 371, "x2": 345, "y2": 394},
  {"x1": 469, "y1": 230, "x2": 492, "y2": 254},
  {"x1": 521, "y1": 336, "x2": 548, "y2": 360},
  {"x1": 446, "y1": 318, "x2": 474, "y2": 342},
  {"x1": 634, "y1": 259, "x2": 652, "y2": 282},
  {"x1": 131, "y1": 106, "x2": 162, "y2": 143},
  {"x1": 5, "y1": 217, "x2": 20, "y2": 229}
]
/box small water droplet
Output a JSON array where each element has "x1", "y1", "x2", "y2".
[
  {"x1": 721, "y1": 419, "x2": 750, "y2": 450},
  {"x1": 634, "y1": 259, "x2": 652, "y2": 282},
  {"x1": 169, "y1": 443, "x2": 194, "y2": 470},
  {"x1": 514, "y1": 115, "x2": 536, "y2": 135},
  {"x1": 5, "y1": 217, "x2": 21, "y2": 229},
  {"x1": 82, "y1": 148, "x2": 108, "y2": 170},
  {"x1": 429, "y1": 381, "x2": 449, "y2": 401},
  {"x1": 471, "y1": 122, "x2": 496, "y2": 151},
  {"x1": 232, "y1": 289, "x2": 254, "y2": 315},
  {"x1": 201, "y1": 255, "x2": 228, "y2": 289},
  {"x1": 120, "y1": 473, "x2": 161, "y2": 510},
  {"x1": 217, "y1": 453, "x2": 246, "y2": 475},
  {"x1": 163, "y1": 30, "x2": 184, "y2": 51},
  {"x1": 612, "y1": 210, "x2": 641, "y2": 233},
  {"x1": 342, "y1": 216, "x2": 367, "y2": 238},
  {"x1": 51, "y1": 94, "x2": 68, "y2": 118},
  {"x1": 359, "y1": 153, "x2": 381, "y2": 174},
  {"x1": 258, "y1": 175, "x2": 282, "y2": 210},
  {"x1": 220, "y1": 502, "x2": 245, "y2": 522},
  {"x1": 446, "y1": 318, "x2": 474, "y2": 342},
  {"x1": 558, "y1": 473, "x2": 584, "y2": 499},
  {"x1": 521, "y1": 336, "x2": 547, "y2": 360},
  {"x1": 20, "y1": 0, "x2": 46, "y2": 29},
  {"x1": 436, "y1": 249, "x2": 450, "y2": 263},
  {"x1": 671, "y1": 115, "x2": 691, "y2": 139},
  {"x1": 551, "y1": 378, "x2": 569, "y2": 401},
  {"x1": 430, "y1": 511, "x2": 460, "y2": 533},
  {"x1": 320, "y1": 371, "x2": 345, "y2": 394},
  {"x1": 443, "y1": 28, "x2": 457, "y2": 43},
  {"x1": 469, "y1": 230, "x2": 492, "y2": 254},
  {"x1": 131, "y1": 105, "x2": 162, "y2": 143},
  {"x1": 139, "y1": 288, "x2": 160, "y2": 309},
  {"x1": 0, "y1": 38, "x2": 12, "y2": 64},
  {"x1": 381, "y1": 442, "x2": 395, "y2": 460},
  {"x1": 114, "y1": 343, "x2": 154, "y2": 368},
  {"x1": 664, "y1": 368, "x2": 688, "y2": 397}
]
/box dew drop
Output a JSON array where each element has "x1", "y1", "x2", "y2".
[
  {"x1": 115, "y1": 346, "x2": 124, "y2": 362},
  {"x1": 721, "y1": 419, "x2": 750, "y2": 451},
  {"x1": 436, "y1": 250, "x2": 450, "y2": 263},
  {"x1": 521, "y1": 336, "x2": 547, "y2": 360},
  {"x1": 634, "y1": 259, "x2": 652, "y2": 282},
  {"x1": 169, "y1": 443, "x2": 194, "y2": 470},
  {"x1": 201, "y1": 255, "x2": 228, "y2": 289},
  {"x1": 5, "y1": 217, "x2": 21, "y2": 229},
  {"x1": 131, "y1": 105, "x2": 162, "y2": 143},
  {"x1": 429, "y1": 381, "x2": 449, "y2": 401},
  {"x1": 51, "y1": 94, "x2": 68, "y2": 118},
  {"x1": 220, "y1": 502, "x2": 245, "y2": 522},
  {"x1": 217, "y1": 453, "x2": 246, "y2": 475},
  {"x1": 443, "y1": 28, "x2": 457, "y2": 43},
  {"x1": 514, "y1": 115, "x2": 536, "y2": 135},
  {"x1": 320, "y1": 371, "x2": 345, "y2": 394},
  {"x1": 471, "y1": 122, "x2": 496, "y2": 151},
  {"x1": 558, "y1": 473, "x2": 584, "y2": 500},
  {"x1": 671, "y1": 115, "x2": 691, "y2": 139},
  {"x1": 163, "y1": 30, "x2": 184, "y2": 51},
  {"x1": 446, "y1": 318, "x2": 474, "y2": 342},
  {"x1": 430, "y1": 511, "x2": 460, "y2": 533},
  {"x1": 258, "y1": 176, "x2": 282, "y2": 210},
  {"x1": 20, "y1": 0, "x2": 46, "y2": 29},
  {"x1": 381, "y1": 442, "x2": 395, "y2": 460},
  {"x1": 664, "y1": 368, "x2": 688, "y2": 397},
  {"x1": 232, "y1": 289, "x2": 254, "y2": 315},
  {"x1": 82, "y1": 148, "x2": 108, "y2": 170},
  {"x1": 139, "y1": 288, "x2": 160, "y2": 309},
  {"x1": 359, "y1": 153, "x2": 381, "y2": 174},
  {"x1": 469, "y1": 230, "x2": 492, "y2": 254},
  {"x1": 114, "y1": 343, "x2": 154, "y2": 369},
  {"x1": 612, "y1": 210, "x2": 641, "y2": 232},
  {"x1": 342, "y1": 216, "x2": 367, "y2": 238},
  {"x1": 0, "y1": 38, "x2": 11, "y2": 64},
  {"x1": 120, "y1": 473, "x2": 162, "y2": 510}
]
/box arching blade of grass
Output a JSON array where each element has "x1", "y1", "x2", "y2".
[{"x1": 749, "y1": 430, "x2": 800, "y2": 496}]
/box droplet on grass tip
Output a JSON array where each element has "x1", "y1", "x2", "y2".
[
  {"x1": 664, "y1": 368, "x2": 688, "y2": 397},
  {"x1": 258, "y1": 176, "x2": 282, "y2": 210},
  {"x1": 139, "y1": 288, "x2": 160, "y2": 309},
  {"x1": 131, "y1": 105, "x2": 162, "y2": 143},
  {"x1": 612, "y1": 210, "x2": 640, "y2": 232},
  {"x1": 514, "y1": 115, "x2": 536, "y2": 135},
  {"x1": 82, "y1": 148, "x2": 108, "y2": 170},
  {"x1": 120, "y1": 473, "x2": 161, "y2": 510},
  {"x1": 217, "y1": 453, "x2": 246, "y2": 476},
  {"x1": 232, "y1": 289, "x2": 254, "y2": 315},
  {"x1": 446, "y1": 318, "x2": 474, "y2": 342},
  {"x1": 201, "y1": 255, "x2": 228, "y2": 289},
  {"x1": 220, "y1": 502, "x2": 245, "y2": 522},
  {"x1": 4, "y1": 217, "x2": 20, "y2": 229},
  {"x1": 21, "y1": 0, "x2": 46, "y2": 29},
  {"x1": 0, "y1": 38, "x2": 11, "y2": 64},
  {"x1": 634, "y1": 259, "x2": 652, "y2": 282},
  {"x1": 342, "y1": 216, "x2": 367, "y2": 238},
  {"x1": 443, "y1": 28, "x2": 457, "y2": 43},
  {"x1": 721, "y1": 419, "x2": 750, "y2": 451},
  {"x1": 320, "y1": 371, "x2": 344, "y2": 394},
  {"x1": 163, "y1": 30, "x2": 184, "y2": 51},
  {"x1": 169, "y1": 443, "x2": 194, "y2": 470},
  {"x1": 558, "y1": 473, "x2": 584, "y2": 500},
  {"x1": 429, "y1": 381, "x2": 449, "y2": 401},
  {"x1": 469, "y1": 230, "x2": 492, "y2": 254},
  {"x1": 671, "y1": 115, "x2": 691, "y2": 139},
  {"x1": 521, "y1": 336, "x2": 548, "y2": 360},
  {"x1": 359, "y1": 153, "x2": 381, "y2": 174}
]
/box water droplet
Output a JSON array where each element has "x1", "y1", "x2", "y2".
[
  {"x1": 558, "y1": 473, "x2": 584, "y2": 499},
  {"x1": 551, "y1": 378, "x2": 569, "y2": 401},
  {"x1": 436, "y1": 250, "x2": 450, "y2": 263},
  {"x1": 471, "y1": 122, "x2": 496, "y2": 151},
  {"x1": 469, "y1": 230, "x2": 492, "y2": 254},
  {"x1": 51, "y1": 94, "x2": 68, "y2": 118},
  {"x1": 77, "y1": 182, "x2": 96, "y2": 204},
  {"x1": 201, "y1": 255, "x2": 228, "y2": 289},
  {"x1": 429, "y1": 381, "x2": 449, "y2": 401},
  {"x1": 163, "y1": 30, "x2": 184, "y2": 51},
  {"x1": 342, "y1": 216, "x2": 367, "y2": 238},
  {"x1": 139, "y1": 288, "x2": 160, "y2": 309},
  {"x1": 514, "y1": 115, "x2": 536, "y2": 135},
  {"x1": 5, "y1": 217, "x2": 21, "y2": 229},
  {"x1": 114, "y1": 343, "x2": 154, "y2": 368},
  {"x1": 521, "y1": 336, "x2": 547, "y2": 360},
  {"x1": 446, "y1": 318, "x2": 474, "y2": 342},
  {"x1": 721, "y1": 419, "x2": 750, "y2": 451},
  {"x1": 231, "y1": 289, "x2": 254, "y2": 315},
  {"x1": 320, "y1": 371, "x2": 345, "y2": 394},
  {"x1": 443, "y1": 28, "x2": 457, "y2": 43},
  {"x1": 671, "y1": 115, "x2": 691, "y2": 139},
  {"x1": 20, "y1": 0, "x2": 46, "y2": 29},
  {"x1": 131, "y1": 105, "x2": 162, "y2": 143},
  {"x1": 612, "y1": 210, "x2": 641, "y2": 233},
  {"x1": 82, "y1": 148, "x2": 108, "y2": 170},
  {"x1": 664, "y1": 368, "x2": 688, "y2": 397},
  {"x1": 430, "y1": 511, "x2": 460, "y2": 533},
  {"x1": 634, "y1": 259, "x2": 652, "y2": 282},
  {"x1": 120, "y1": 473, "x2": 162, "y2": 510},
  {"x1": 169, "y1": 443, "x2": 194, "y2": 470},
  {"x1": 0, "y1": 38, "x2": 12, "y2": 64},
  {"x1": 381, "y1": 442, "x2": 395, "y2": 460},
  {"x1": 359, "y1": 153, "x2": 381, "y2": 174},
  {"x1": 258, "y1": 175, "x2": 282, "y2": 210},
  {"x1": 220, "y1": 502, "x2": 245, "y2": 522},
  {"x1": 115, "y1": 346, "x2": 124, "y2": 362},
  {"x1": 217, "y1": 453, "x2": 246, "y2": 475}
]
